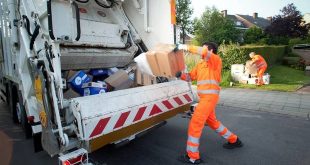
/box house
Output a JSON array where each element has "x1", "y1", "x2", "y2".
[
  {"x1": 221, "y1": 10, "x2": 271, "y2": 30},
  {"x1": 303, "y1": 13, "x2": 310, "y2": 24}
]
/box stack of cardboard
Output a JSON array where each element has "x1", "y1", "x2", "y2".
[
  {"x1": 146, "y1": 44, "x2": 185, "y2": 78},
  {"x1": 135, "y1": 69, "x2": 157, "y2": 86}
]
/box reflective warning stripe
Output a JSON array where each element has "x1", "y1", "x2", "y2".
[
  {"x1": 187, "y1": 145, "x2": 199, "y2": 152},
  {"x1": 188, "y1": 135, "x2": 200, "y2": 144},
  {"x1": 197, "y1": 80, "x2": 219, "y2": 86},
  {"x1": 88, "y1": 94, "x2": 193, "y2": 139},
  {"x1": 257, "y1": 63, "x2": 267, "y2": 68},
  {"x1": 205, "y1": 51, "x2": 211, "y2": 61},
  {"x1": 197, "y1": 89, "x2": 220, "y2": 95},
  {"x1": 223, "y1": 130, "x2": 232, "y2": 139},
  {"x1": 185, "y1": 73, "x2": 191, "y2": 81},
  {"x1": 215, "y1": 124, "x2": 225, "y2": 133},
  {"x1": 197, "y1": 47, "x2": 204, "y2": 54}
]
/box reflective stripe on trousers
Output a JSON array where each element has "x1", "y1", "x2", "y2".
[
  {"x1": 215, "y1": 123, "x2": 233, "y2": 140},
  {"x1": 186, "y1": 135, "x2": 200, "y2": 156}
]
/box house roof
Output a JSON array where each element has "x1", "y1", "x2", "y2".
[
  {"x1": 226, "y1": 15, "x2": 247, "y2": 28},
  {"x1": 236, "y1": 14, "x2": 271, "y2": 29}
]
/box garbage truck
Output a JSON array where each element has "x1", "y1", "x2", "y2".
[{"x1": 0, "y1": 0, "x2": 193, "y2": 164}]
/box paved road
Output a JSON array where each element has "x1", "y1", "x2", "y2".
[{"x1": 1, "y1": 89, "x2": 310, "y2": 165}]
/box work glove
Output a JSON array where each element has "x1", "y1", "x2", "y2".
[
  {"x1": 173, "y1": 44, "x2": 188, "y2": 52},
  {"x1": 175, "y1": 71, "x2": 182, "y2": 78}
]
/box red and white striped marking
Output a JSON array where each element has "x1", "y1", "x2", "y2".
[{"x1": 88, "y1": 93, "x2": 192, "y2": 139}]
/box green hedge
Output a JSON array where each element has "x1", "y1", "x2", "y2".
[{"x1": 241, "y1": 45, "x2": 287, "y2": 66}]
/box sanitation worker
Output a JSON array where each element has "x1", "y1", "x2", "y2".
[
  {"x1": 249, "y1": 52, "x2": 267, "y2": 86},
  {"x1": 175, "y1": 42, "x2": 243, "y2": 164}
]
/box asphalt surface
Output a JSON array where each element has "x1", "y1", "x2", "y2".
[{"x1": 1, "y1": 100, "x2": 310, "y2": 165}]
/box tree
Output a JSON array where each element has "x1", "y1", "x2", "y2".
[
  {"x1": 176, "y1": 0, "x2": 193, "y2": 43},
  {"x1": 265, "y1": 3, "x2": 310, "y2": 38},
  {"x1": 244, "y1": 26, "x2": 264, "y2": 44},
  {"x1": 193, "y1": 7, "x2": 240, "y2": 45}
]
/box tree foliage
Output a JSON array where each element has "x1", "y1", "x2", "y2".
[
  {"x1": 244, "y1": 27, "x2": 264, "y2": 44},
  {"x1": 176, "y1": 0, "x2": 193, "y2": 43},
  {"x1": 265, "y1": 3, "x2": 310, "y2": 38},
  {"x1": 193, "y1": 7, "x2": 241, "y2": 45}
]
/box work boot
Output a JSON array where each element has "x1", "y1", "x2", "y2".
[
  {"x1": 178, "y1": 154, "x2": 204, "y2": 164},
  {"x1": 223, "y1": 138, "x2": 243, "y2": 149}
]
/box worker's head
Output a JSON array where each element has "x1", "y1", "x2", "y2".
[
  {"x1": 249, "y1": 52, "x2": 256, "y2": 58},
  {"x1": 202, "y1": 42, "x2": 218, "y2": 54}
]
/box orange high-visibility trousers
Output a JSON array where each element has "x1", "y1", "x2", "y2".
[
  {"x1": 186, "y1": 95, "x2": 238, "y2": 160},
  {"x1": 257, "y1": 66, "x2": 267, "y2": 85}
]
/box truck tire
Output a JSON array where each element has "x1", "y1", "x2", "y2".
[
  {"x1": 8, "y1": 83, "x2": 19, "y2": 123},
  {"x1": 20, "y1": 103, "x2": 32, "y2": 139},
  {"x1": 16, "y1": 89, "x2": 32, "y2": 139}
]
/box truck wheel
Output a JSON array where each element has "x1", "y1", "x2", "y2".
[
  {"x1": 21, "y1": 106, "x2": 32, "y2": 138},
  {"x1": 16, "y1": 91, "x2": 32, "y2": 139},
  {"x1": 8, "y1": 83, "x2": 19, "y2": 123}
]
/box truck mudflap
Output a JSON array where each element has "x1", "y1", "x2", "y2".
[{"x1": 69, "y1": 80, "x2": 193, "y2": 144}]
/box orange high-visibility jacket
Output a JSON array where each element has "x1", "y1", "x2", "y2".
[
  {"x1": 252, "y1": 55, "x2": 267, "y2": 69},
  {"x1": 181, "y1": 45, "x2": 221, "y2": 96}
]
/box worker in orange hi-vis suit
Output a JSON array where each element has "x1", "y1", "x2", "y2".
[
  {"x1": 175, "y1": 42, "x2": 243, "y2": 164},
  {"x1": 249, "y1": 52, "x2": 268, "y2": 86}
]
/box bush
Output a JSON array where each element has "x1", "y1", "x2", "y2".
[
  {"x1": 220, "y1": 70, "x2": 233, "y2": 87},
  {"x1": 266, "y1": 36, "x2": 289, "y2": 45},
  {"x1": 288, "y1": 37, "x2": 310, "y2": 48},
  {"x1": 218, "y1": 42, "x2": 247, "y2": 70}
]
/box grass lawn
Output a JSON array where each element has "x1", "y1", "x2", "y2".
[{"x1": 231, "y1": 65, "x2": 310, "y2": 92}]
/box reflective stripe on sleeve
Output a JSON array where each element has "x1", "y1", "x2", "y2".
[
  {"x1": 186, "y1": 73, "x2": 191, "y2": 81},
  {"x1": 188, "y1": 135, "x2": 200, "y2": 144},
  {"x1": 197, "y1": 89, "x2": 220, "y2": 95},
  {"x1": 197, "y1": 80, "x2": 219, "y2": 86},
  {"x1": 205, "y1": 51, "x2": 211, "y2": 61},
  {"x1": 197, "y1": 47, "x2": 204, "y2": 55}
]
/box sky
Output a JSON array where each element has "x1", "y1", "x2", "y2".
[{"x1": 191, "y1": 0, "x2": 310, "y2": 18}]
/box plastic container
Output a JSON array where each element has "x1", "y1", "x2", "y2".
[
  {"x1": 263, "y1": 73, "x2": 270, "y2": 85},
  {"x1": 89, "y1": 69, "x2": 109, "y2": 76},
  {"x1": 231, "y1": 64, "x2": 245, "y2": 82},
  {"x1": 82, "y1": 82, "x2": 107, "y2": 96},
  {"x1": 68, "y1": 71, "x2": 91, "y2": 95}
]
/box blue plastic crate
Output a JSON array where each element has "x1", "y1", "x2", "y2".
[
  {"x1": 68, "y1": 71, "x2": 91, "y2": 95},
  {"x1": 82, "y1": 82, "x2": 107, "y2": 96},
  {"x1": 89, "y1": 69, "x2": 109, "y2": 76}
]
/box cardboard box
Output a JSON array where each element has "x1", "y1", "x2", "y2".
[
  {"x1": 104, "y1": 70, "x2": 134, "y2": 90},
  {"x1": 63, "y1": 88, "x2": 81, "y2": 99},
  {"x1": 136, "y1": 69, "x2": 157, "y2": 86},
  {"x1": 245, "y1": 60, "x2": 258, "y2": 75},
  {"x1": 82, "y1": 82, "x2": 107, "y2": 96},
  {"x1": 68, "y1": 71, "x2": 92, "y2": 95},
  {"x1": 146, "y1": 44, "x2": 185, "y2": 78}
]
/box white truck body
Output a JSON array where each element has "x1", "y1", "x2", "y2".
[{"x1": 0, "y1": 0, "x2": 193, "y2": 160}]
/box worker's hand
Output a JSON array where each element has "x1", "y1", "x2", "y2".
[
  {"x1": 173, "y1": 44, "x2": 188, "y2": 52},
  {"x1": 175, "y1": 71, "x2": 182, "y2": 78}
]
